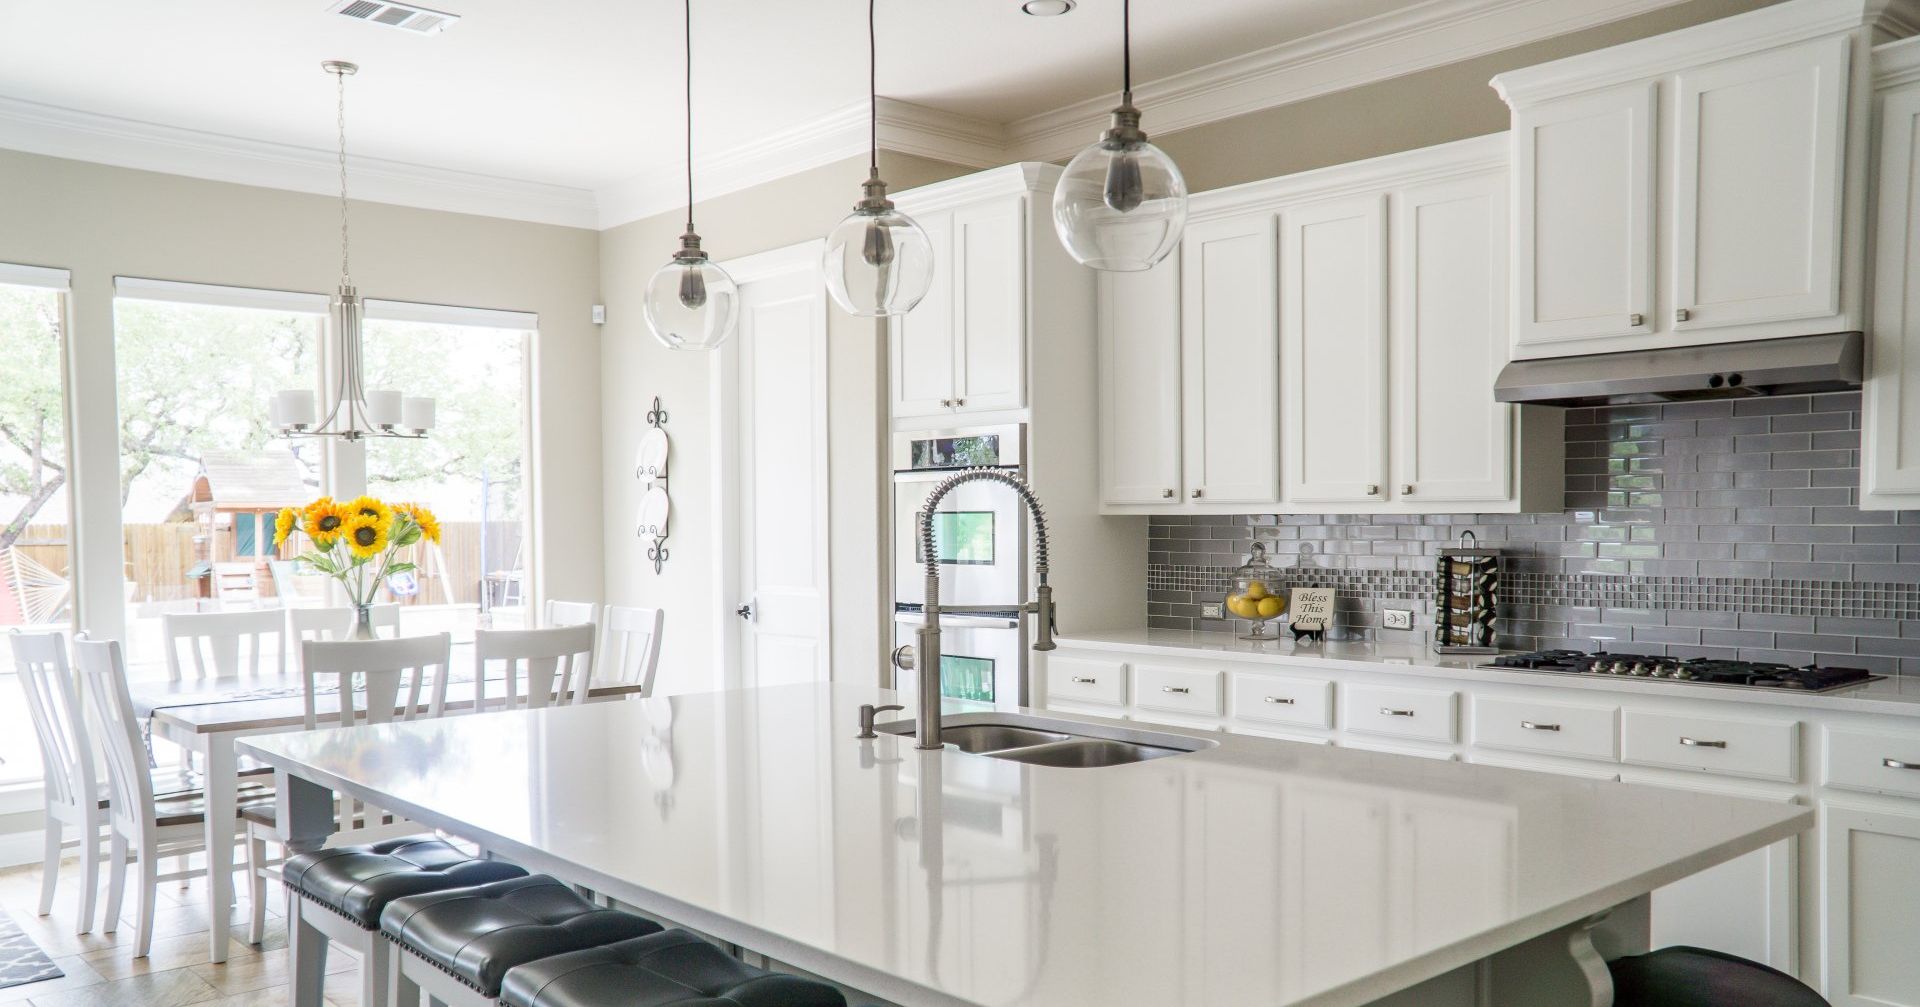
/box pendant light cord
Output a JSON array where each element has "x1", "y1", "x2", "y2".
[
  {"x1": 1121, "y1": 0, "x2": 1132, "y2": 104},
  {"x1": 336, "y1": 68, "x2": 350, "y2": 287},
  {"x1": 868, "y1": 0, "x2": 878, "y2": 174},
  {"x1": 684, "y1": 0, "x2": 695, "y2": 235}
]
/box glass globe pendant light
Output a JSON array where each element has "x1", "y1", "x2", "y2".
[
  {"x1": 1051, "y1": 0, "x2": 1188, "y2": 272},
  {"x1": 822, "y1": 0, "x2": 934, "y2": 317},
  {"x1": 644, "y1": 0, "x2": 738, "y2": 350}
]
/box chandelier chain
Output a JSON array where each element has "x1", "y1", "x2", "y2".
[
  {"x1": 868, "y1": 0, "x2": 877, "y2": 173},
  {"x1": 1122, "y1": 0, "x2": 1132, "y2": 102},
  {"x1": 336, "y1": 66, "x2": 351, "y2": 287},
  {"x1": 684, "y1": 0, "x2": 694, "y2": 236}
]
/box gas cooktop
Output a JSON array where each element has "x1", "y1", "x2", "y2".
[{"x1": 1486, "y1": 649, "x2": 1880, "y2": 693}]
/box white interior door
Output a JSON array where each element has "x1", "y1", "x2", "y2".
[{"x1": 721, "y1": 244, "x2": 831, "y2": 689}]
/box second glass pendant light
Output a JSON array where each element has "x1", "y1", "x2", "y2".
[
  {"x1": 823, "y1": 0, "x2": 934, "y2": 318},
  {"x1": 645, "y1": 0, "x2": 738, "y2": 350}
]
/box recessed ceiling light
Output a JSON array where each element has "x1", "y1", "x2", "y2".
[{"x1": 1021, "y1": 0, "x2": 1076, "y2": 16}]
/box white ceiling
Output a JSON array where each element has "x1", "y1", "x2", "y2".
[
  {"x1": 0, "y1": 0, "x2": 1422, "y2": 190},
  {"x1": 0, "y1": 0, "x2": 1688, "y2": 226}
]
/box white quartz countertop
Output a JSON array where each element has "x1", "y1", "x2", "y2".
[
  {"x1": 1055, "y1": 629, "x2": 1920, "y2": 718},
  {"x1": 242, "y1": 683, "x2": 1808, "y2": 1007}
]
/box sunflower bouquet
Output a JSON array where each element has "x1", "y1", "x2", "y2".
[{"x1": 273, "y1": 495, "x2": 441, "y2": 630}]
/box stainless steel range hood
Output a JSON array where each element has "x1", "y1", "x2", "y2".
[{"x1": 1493, "y1": 332, "x2": 1863, "y2": 408}]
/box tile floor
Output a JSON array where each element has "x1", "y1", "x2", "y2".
[{"x1": 0, "y1": 853, "x2": 361, "y2": 1006}]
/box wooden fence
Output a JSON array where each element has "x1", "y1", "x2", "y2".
[{"x1": 6, "y1": 520, "x2": 523, "y2": 608}]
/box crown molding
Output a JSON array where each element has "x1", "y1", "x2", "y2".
[
  {"x1": 0, "y1": 95, "x2": 599, "y2": 229},
  {"x1": 892, "y1": 161, "x2": 1062, "y2": 214},
  {"x1": 1004, "y1": 0, "x2": 1693, "y2": 162},
  {"x1": 1188, "y1": 132, "x2": 1506, "y2": 222},
  {"x1": 1876, "y1": 33, "x2": 1920, "y2": 85}
]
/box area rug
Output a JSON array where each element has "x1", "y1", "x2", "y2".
[{"x1": 0, "y1": 909, "x2": 62, "y2": 990}]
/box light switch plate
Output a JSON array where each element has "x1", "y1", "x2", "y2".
[
  {"x1": 1383, "y1": 608, "x2": 1414, "y2": 630},
  {"x1": 1201, "y1": 602, "x2": 1223, "y2": 619}
]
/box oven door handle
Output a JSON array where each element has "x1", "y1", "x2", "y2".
[{"x1": 893, "y1": 612, "x2": 1021, "y2": 631}]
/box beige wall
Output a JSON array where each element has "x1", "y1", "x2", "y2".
[
  {"x1": 1159, "y1": 0, "x2": 1777, "y2": 191},
  {"x1": 598, "y1": 152, "x2": 968, "y2": 694},
  {"x1": 0, "y1": 148, "x2": 605, "y2": 641}
]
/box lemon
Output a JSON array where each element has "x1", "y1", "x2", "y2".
[
  {"x1": 1227, "y1": 596, "x2": 1261, "y2": 620},
  {"x1": 1256, "y1": 596, "x2": 1285, "y2": 619},
  {"x1": 1244, "y1": 580, "x2": 1269, "y2": 600}
]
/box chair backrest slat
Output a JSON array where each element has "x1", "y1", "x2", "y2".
[
  {"x1": 8, "y1": 631, "x2": 94, "y2": 815},
  {"x1": 72, "y1": 638, "x2": 154, "y2": 839},
  {"x1": 474, "y1": 625, "x2": 596, "y2": 711},
  {"x1": 602, "y1": 605, "x2": 664, "y2": 696},
  {"x1": 161, "y1": 608, "x2": 286, "y2": 682},
  {"x1": 298, "y1": 634, "x2": 452, "y2": 731}
]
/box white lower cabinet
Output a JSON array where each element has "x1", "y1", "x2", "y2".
[{"x1": 1821, "y1": 801, "x2": 1920, "y2": 1006}]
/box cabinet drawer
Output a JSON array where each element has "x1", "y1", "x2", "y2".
[
  {"x1": 1134, "y1": 664, "x2": 1223, "y2": 717},
  {"x1": 1622, "y1": 710, "x2": 1799, "y2": 783},
  {"x1": 1823, "y1": 726, "x2": 1920, "y2": 799},
  {"x1": 1044, "y1": 655, "x2": 1127, "y2": 708},
  {"x1": 1472, "y1": 696, "x2": 1619, "y2": 763},
  {"x1": 1230, "y1": 673, "x2": 1334, "y2": 729},
  {"x1": 1342, "y1": 684, "x2": 1458, "y2": 743}
]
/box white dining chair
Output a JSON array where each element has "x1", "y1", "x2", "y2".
[
  {"x1": 285, "y1": 603, "x2": 400, "y2": 643},
  {"x1": 245, "y1": 633, "x2": 453, "y2": 952},
  {"x1": 473, "y1": 624, "x2": 596, "y2": 711},
  {"x1": 600, "y1": 605, "x2": 664, "y2": 696},
  {"x1": 9, "y1": 630, "x2": 105, "y2": 933},
  {"x1": 543, "y1": 599, "x2": 599, "y2": 629},
  {"x1": 72, "y1": 636, "x2": 275, "y2": 958},
  {"x1": 161, "y1": 607, "x2": 288, "y2": 681}
]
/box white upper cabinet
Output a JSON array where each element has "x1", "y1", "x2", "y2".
[
  {"x1": 1392, "y1": 172, "x2": 1515, "y2": 504},
  {"x1": 1511, "y1": 82, "x2": 1656, "y2": 350},
  {"x1": 889, "y1": 194, "x2": 1027, "y2": 420},
  {"x1": 1282, "y1": 194, "x2": 1389, "y2": 505},
  {"x1": 1096, "y1": 135, "x2": 1557, "y2": 515},
  {"x1": 1180, "y1": 214, "x2": 1281, "y2": 507},
  {"x1": 1865, "y1": 39, "x2": 1920, "y2": 508},
  {"x1": 1672, "y1": 37, "x2": 1849, "y2": 332},
  {"x1": 891, "y1": 209, "x2": 958, "y2": 417},
  {"x1": 1495, "y1": 0, "x2": 1875, "y2": 359},
  {"x1": 1098, "y1": 256, "x2": 1182, "y2": 506}
]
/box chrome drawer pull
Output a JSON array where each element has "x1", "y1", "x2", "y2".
[
  {"x1": 1162, "y1": 686, "x2": 1191, "y2": 694},
  {"x1": 1263, "y1": 696, "x2": 1295, "y2": 705},
  {"x1": 1679, "y1": 737, "x2": 1726, "y2": 749},
  {"x1": 1070, "y1": 676, "x2": 1097, "y2": 684},
  {"x1": 1520, "y1": 721, "x2": 1561, "y2": 732},
  {"x1": 1381, "y1": 707, "x2": 1415, "y2": 717},
  {"x1": 1885, "y1": 758, "x2": 1920, "y2": 770}
]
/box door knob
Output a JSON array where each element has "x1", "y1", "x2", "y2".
[{"x1": 735, "y1": 604, "x2": 754, "y2": 621}]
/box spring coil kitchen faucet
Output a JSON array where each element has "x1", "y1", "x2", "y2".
[{"x1": 892, "y1": 468, "x2": 1055, "y2": 750}]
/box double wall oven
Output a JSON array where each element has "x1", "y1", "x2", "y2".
[{"x1": 892, "y1": 424, "x2": 1029, "y2": 706}]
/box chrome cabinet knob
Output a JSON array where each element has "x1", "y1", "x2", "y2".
[
  {"x1": 1191, "y1": 488, "x2": 1204, "y2": 499},
  {"x1": 1675, "y1": 308, "x2": 1692, "y2": 322},
  {"x1": 1400, "y1": 484, "x2": 1414, "y2": 495},
  {"x1": 1366, "y1": 484, "x2": 1379, "y2": 495},
  {"x1": 1679, "y1": 736, "x2": 1726, "y2": 748},
  {"x1": 1163, "y1": 488, "x2": 1176, "y2": 499},
  {"x1": 1629, "y1": 312, "x2": 1644, "y2": 327},
  {"x1": 954, "y1": 398, "x2": 965, "y2": 406}
]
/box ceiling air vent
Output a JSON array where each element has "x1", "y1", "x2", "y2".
[{"x1": 329, "y1": 0, "x2": 460, "y2": 35}]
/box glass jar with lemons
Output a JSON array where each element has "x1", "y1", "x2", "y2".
[{"x1": 1226, "y1": 541, "x2": 1287, "y2": 641}]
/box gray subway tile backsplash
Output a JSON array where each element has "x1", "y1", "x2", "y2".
[{"x1": 1145, "y1": 393, "x2": 1920, "y2": 674}]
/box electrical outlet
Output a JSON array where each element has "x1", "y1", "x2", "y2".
[
  {"x1": 1383, "y1": 608, "x2": 1414, "y2": 631},
  {"x1": 1201, "y1": 602, "x2": 1223, "y2": 619}
]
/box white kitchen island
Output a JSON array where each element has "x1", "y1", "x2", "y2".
[{"x1": 240, "y1": 683, "x2": 1808, "y2": 1007}]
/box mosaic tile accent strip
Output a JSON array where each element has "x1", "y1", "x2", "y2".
[{"x1": 1146, "y1": 392, "x2": 1920, "y2": 675}]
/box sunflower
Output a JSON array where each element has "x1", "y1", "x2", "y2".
[
  {"x1": 342, "y1": 513, "x2": 391, "y2": 559},
  {"x1": 344, "y1": 495, "x2": 394, "y2": 525},
  {"x1": 272, "y1": 507, "x2": 298, "y2": 548},
  {"x1": 302, "y1": 500, "x2": 352, "y2": 545},
  {"x1": 396, "y1": 502, "x2": 441, "y2": 544}
]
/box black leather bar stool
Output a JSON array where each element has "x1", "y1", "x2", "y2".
[
  {"x1": 498, "y1": 929, "x2": 847, "y2": 1007},
  {"x1": 283, "y1": 835, "x2": 528, "y2": 1007},
  {"x1": 1609, "y1": 947, "x2": 1829, "y2": 1006},
  {"x1": 379, "y1": 874, "x2": 663, "y2": 1007}
]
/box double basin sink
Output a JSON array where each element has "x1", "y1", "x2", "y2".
[{"x1": 873, "y1": 712, "x2": 1212, "y2": 768}]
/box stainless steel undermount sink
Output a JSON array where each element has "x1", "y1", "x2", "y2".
[{"x1": 874, "y1": 713, "x2": 1210, "y2": 767}]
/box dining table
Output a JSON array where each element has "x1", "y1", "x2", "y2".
[{"x1": 127, "y1": 644, "x2": 646, "y2": 964}]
